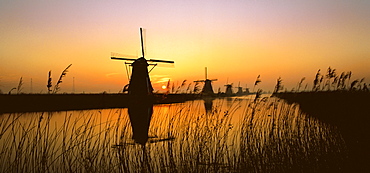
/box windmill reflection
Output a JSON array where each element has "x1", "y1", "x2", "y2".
[
  {"x1": 203, "y1": 97, "x2": 214, "y2": 114},
  {"x1": 111, "y1": 28, "x2": 174, "y2": 145},
  {"x1": 128, "y1": 100, "x2": 153, "y2": 145}
]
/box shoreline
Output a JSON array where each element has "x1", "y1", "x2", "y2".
[{"x1": 0, "y1": 93, "x2": 200, "y2": 113}]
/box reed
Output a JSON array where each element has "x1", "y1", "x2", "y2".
[
  {"x1": 53, "y1": 64, "x2": 72, "y2": 93},
  {"x1": 276, "y1": 67, "x2": 369, "y2": 93},
  {"x1": 17, "y1": 77, "x2": 23, "y2": 94},
  {"x1": 0, "y1": 97, "x2": 346, "y2": 172},
  {"x1": 46, "y1": 64, "x2": 72, "y2": 94}
]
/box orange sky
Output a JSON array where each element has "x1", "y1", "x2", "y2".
[{"x1": 1, "y1": 0, "x2": 369, "y2": 93}]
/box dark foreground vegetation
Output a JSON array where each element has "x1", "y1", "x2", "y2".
[
  {"x1": 273, "y1": 91, "x2": 370, "y2": 172},
  {"x1": 271, "y1": 66, "x2": 370, "y2": 171}
]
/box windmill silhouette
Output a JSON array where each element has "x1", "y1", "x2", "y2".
[
  {"x1": 194, "y1": 67, "x2": 217, "y2": 96},
  {"x1": 111, "y1": 28, "x2": 174, "y2": 145},
  {"x1": 111, "y1": 28, "x2": 174, "y2": 97},
  {"x1": 220, "y1": 77, "x2": 233, "y2": 96},
  {"x1": 235, "y1": 82, "x2": 243, "y2": 95},
  {"x1": 224, "y1": 83, "x2": 233, "y2": 96}
]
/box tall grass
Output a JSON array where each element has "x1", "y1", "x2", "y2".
[{"x1": 0, "y1": 97, "x2": 346, "y2": 172}]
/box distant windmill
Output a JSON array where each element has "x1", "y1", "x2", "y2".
[
  {"x1": 111, "y1": 28, "x2": 174, "y2": 96},
  {"x1": 235, "y1": 82, "x2": 243, "y2": 95},
  {"x1": 224, "y1": 83, "x2": 233, "y2": 96},
  {"x1": 194, "y1": 67, "x2": 217, "y2": 96},
  {"x1": 224, "y1": 78, "x2": 233, "y2": 96},
  {"x1": 245, "y1": 84, "x2": 250, "y2": 95}
]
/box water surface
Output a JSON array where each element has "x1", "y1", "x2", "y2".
[{"x1": 0, "y1": 97, "x2": 347, "y2": 172}]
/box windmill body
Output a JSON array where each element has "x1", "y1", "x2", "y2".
[
  {"x1": 245, "y1": 88, "x2": 250, "y2": 95},
  {"x1": 203, "y1": 79, "x2": 215, "y2": 95},
  {"x1": 225, "y1": 84, "x2": 233, "y2": 96},
  {"x1": 236, "y1": 87, "x2": 243, "y2": 95},
  {"x1": 128, "y1": 57, "x2": 153, "y2": 97},
  {"x1": 235, "y1": 82, "x2": 243, "y2": 95}
]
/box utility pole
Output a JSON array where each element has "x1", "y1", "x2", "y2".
[
  {"x1": 73, "y1": 77, "x2": 75, "y2": 93},
  {"x1": 30, "y1": 78, "x2": 33, "y2": 93}
]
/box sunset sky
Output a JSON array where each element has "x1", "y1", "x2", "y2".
[{"x1": 1, "y1": 0, "x2": 369, "y2": 93}]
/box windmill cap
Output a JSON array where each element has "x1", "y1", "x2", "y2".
[{"x1": 132, "y1": 57, "x2": 149, "y2": 66}]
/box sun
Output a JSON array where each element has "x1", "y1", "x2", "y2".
[{"x1": 161, "y1": 85, "x2": 167, "y2": 90}]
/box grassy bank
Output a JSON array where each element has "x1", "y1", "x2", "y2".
[{"x1": 273, "y1": 91, "x2": 370, "y2": 172}]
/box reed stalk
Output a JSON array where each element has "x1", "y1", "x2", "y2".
[{"x1": 0, "y1": 98, "x2": 346, "y2": 172}]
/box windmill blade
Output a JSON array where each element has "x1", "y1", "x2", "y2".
[
  {"x1": 209, "y1": 79, "x2": 218, "y2": 81},
  {"x1": 111, "y1": 57, "x2": 137, "y2": 61},
  {"x1": 140, "y1": 28, "x2": 145, "y2": 58},
  {"x1": 205, "y1": 67, "x2": 208, "y2": 79},
  {"x1": 148, "y1": 64, "x2": 158, "y2": 73},
  {"x1": 111, "y1": 143, "x2": 136, "y2": 148},
  {"x1": 147, "y1": 59, "x2": 174, "y2": 64},
  {"x1": 148, "y1": 137, "x2": 175, "y2": 143},
  {"x1": 111, "y1": 52, "x2": 138, "y2": 58},
  {"x1": 194, "y1": 80, "x2": 205, "y2": 82}
]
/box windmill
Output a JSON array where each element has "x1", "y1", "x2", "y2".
[
  {"x1": 235, "y1": 82, "x2": 243, "y2": 95},
  {"x1": 244, "y1": 84, "x2": 250, "y2": 95},
  {"x1": 194, "y1": 67, "x2": 217, "y2": 96},
  {"x1": 224, "y1": 78, "x2": 233, "y2": 96},
  {"x1": 111, "y1": 28, "x2": 174, "y2": 97},
  {"x1": 111, "y1": 28, "x2": 174, "y2": 145},
  {"x1": 224, "y1": 83, "x2": 233, "y2": 96}
]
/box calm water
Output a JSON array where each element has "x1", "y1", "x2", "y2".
[{"x1": 0, "y1": 96, "x2": 347, "y2": 172}]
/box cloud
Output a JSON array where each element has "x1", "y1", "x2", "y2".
[
  {"x1": 150, "y1": 75, "x2": 171, "y2": 84},
  {"x1": 105, "y1": 73, "x2": 122, "y2": 78}
]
